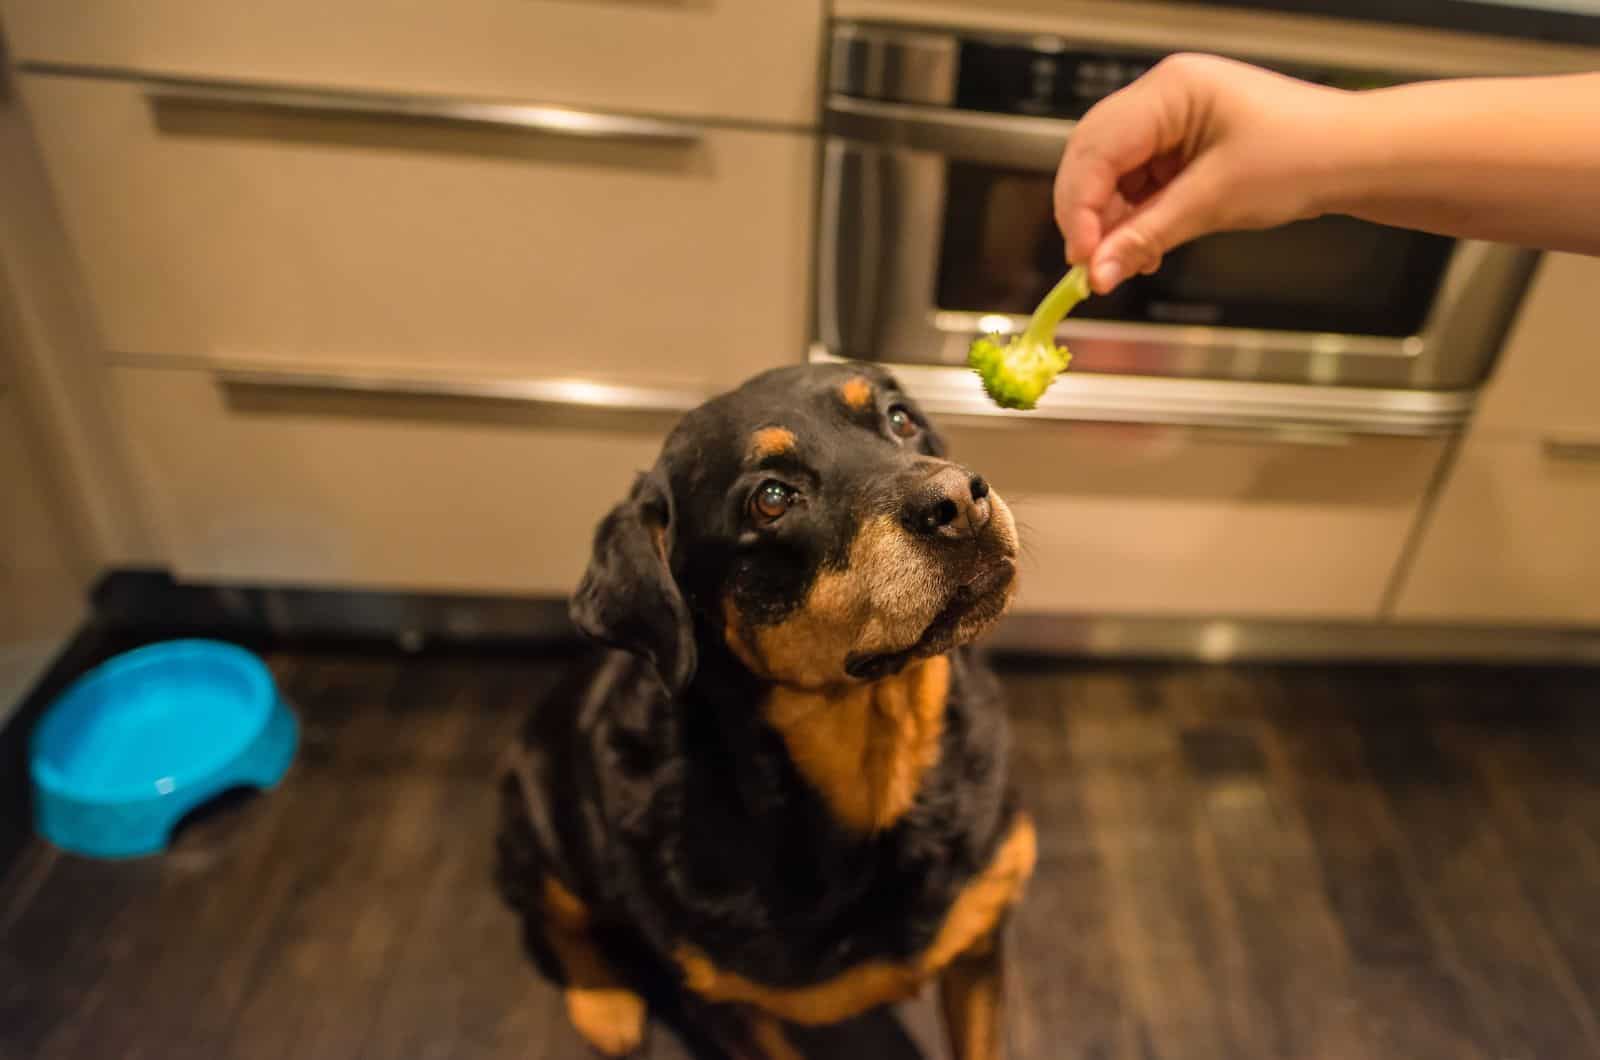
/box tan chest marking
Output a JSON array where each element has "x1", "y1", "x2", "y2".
[
  {"x1": 765, "y1": 654, "x2": 950, "y2": 833},
  {"x1": 674, "y1": 812, "x2": 1037, "y2": 1025}
]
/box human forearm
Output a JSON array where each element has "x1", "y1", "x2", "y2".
[
  {"x1": 1324, "y1": 74, "x2": 1600, "y2": 254},
  {"x1": 1055, "y1": 58, "x2": 1600, "y2": 293}
]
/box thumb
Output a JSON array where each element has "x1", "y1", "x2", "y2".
[{"x1": 1090, "y1": 163, "x2": 1222, "y2": 292}]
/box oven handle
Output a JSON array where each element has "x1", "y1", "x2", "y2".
[
  {"x1": 824, "y1": 96, "x2": 1073, "y2": 169},
  {"x1": 810, "y1": 352, "x2": 1472, "y2": 437}
]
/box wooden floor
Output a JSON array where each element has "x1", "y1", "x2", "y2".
[{"x1": 6, "y1": 649, "x2": 1600, "y2": 1059}]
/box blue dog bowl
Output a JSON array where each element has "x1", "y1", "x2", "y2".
[{"x1": 29, "y1": 639, "x2": 298, "y2": 859}]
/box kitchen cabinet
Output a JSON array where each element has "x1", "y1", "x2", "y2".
[
  {"x1": 1473, "y1": 253, "x2": 1600, "y2": 436},
  {"x1": 21, "y1": 74, "x2": 814, "y2": 390},
  {"x1": 9, "y1": 0, "x2": 1593, "y2": 629},
  {"x1": 1394, "y1": 436, "x2": 1600, "y2": 625},
  {"x1": 112, "y1": 365, "x2": 667, "y2": 594},
  {"x1": 115, "y1": 370, "x2": 1454, "y2": 616},
  {"x1": 114, "y1": 364, "x2": 1450, "y2": 619},
  {"x1": 1394, "y1": 253, "x2": 1600, "y2": 627},
  {"x1": 944, "y1": 422, "x2": 1445, "y2": 619},
  {"x1": 0, "y1": 0, "x2": 824, "y2": 127}
]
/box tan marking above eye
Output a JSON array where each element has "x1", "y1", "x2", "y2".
[
  {"x1": 750, "y1": 426, "x2": 797, "y2": 459},
  {"x1": 839, "y1": 376, "x2": 873, "y2": 410}
]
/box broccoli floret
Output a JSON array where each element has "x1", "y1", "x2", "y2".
[{"x1": 967, "y1": 266, "x2": 1091, "y2": 410}]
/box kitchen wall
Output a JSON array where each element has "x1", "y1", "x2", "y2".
[
  {"x1": 1, "y1": 0, "x2": 1599, "y2": 661},
  {"x1": 0, "y1": 41, "x2": 157, "y2": 721},
  {"x1": 0, "y1": 388, "x2": 81, "y2": 725}
]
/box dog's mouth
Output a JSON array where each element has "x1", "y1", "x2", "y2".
[{"x1": 844, "y1": 559, "x2": 1016, "y2": 682}]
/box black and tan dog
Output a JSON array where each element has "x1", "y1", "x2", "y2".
[{"x1": 496, "y1": 363, "x2": 1034, "y2": 1059}]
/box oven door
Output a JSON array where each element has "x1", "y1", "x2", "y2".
[{"x1": 818, "y1": 97, "x2": 1538, "y2": 393}]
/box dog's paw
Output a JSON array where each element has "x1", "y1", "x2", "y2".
[{"x1": 565, "y1": 985, "x2": 647, "y2": 1057}]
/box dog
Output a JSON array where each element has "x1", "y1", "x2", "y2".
[{"x1": 496, "y1": 362, "x2": 1034, "y2": 1059}]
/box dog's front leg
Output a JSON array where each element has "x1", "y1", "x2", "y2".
[
  {"x1": 939, "y1": 930, "x2": 1007, "y2": 1060},
  {"x1": 539, "y1": 878, "x2": 648, "y2": 1057},
  {"x1": 731, "y1": 1010, "x2": 805, "y2": 1060}
]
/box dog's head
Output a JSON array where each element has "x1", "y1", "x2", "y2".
[{"x1": 571, "y1": 364, "x2": 1019, "y2": 694}]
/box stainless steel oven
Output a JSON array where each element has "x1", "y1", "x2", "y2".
[{"x1": 815, "y1": 21, "x2": 1540, "y2": 433}]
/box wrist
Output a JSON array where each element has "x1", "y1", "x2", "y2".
[{"x1": 1308, "y1": 87, "x2": 1410, "y2": 221}]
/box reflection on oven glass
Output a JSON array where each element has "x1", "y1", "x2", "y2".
[
  {"x1": 977, "y1": 174, "x2": 1054, "y2": 309},
  {"x1": 1168, "y1": 219, "x2": 1416, "y2": 311},
  {"x1": 939, "y1": 165, "x2": 1047, "y2": 313},
  {"x1": 936, "y1": 162, "x2": 1455, "y2": 337}
]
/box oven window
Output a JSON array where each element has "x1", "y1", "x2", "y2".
[{"x1": 936, "y1": 163, "x2": 1456, "y2": 336}]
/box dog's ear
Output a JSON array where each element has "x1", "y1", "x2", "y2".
[{"x1": 569, "y1": 468, "x2": 696, "y2": 696}]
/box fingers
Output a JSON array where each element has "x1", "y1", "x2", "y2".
[
  {"x1": 1054, "y1": 111, "x2": 1156, "y2": 263},
  {"x1": 1090, "y1": 158, "x2": 1223, "y2": 292},
  {"x1": 1056, "y1": 54, "x2": 1248, "y2": 289},
  {"x1": 1055, "y1": 54, "x2": 1336, "y2": 292},
  {"x1": 1053, "y1": 60, "x2": 1193, "y2": 267}
]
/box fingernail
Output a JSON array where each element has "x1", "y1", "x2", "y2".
[{"x1": 1094, "y1": 260, "x2": 1124, "y2": 291}]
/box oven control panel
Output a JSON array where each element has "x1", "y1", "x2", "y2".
[{"x1": 954, "y1": 41, "x2": 1407, "y2": 120}]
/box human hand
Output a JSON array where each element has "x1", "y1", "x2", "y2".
[{"x1": 1053, "y1": 54, "x2": 1352, "y2": 293}]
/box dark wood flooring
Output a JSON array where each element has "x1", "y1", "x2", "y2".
[{"x1": 6, "y1": 649, "x2": 1600, "y2": 1059}]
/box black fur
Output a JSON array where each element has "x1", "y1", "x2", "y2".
[{"x1": 496, "y1": 363, "x2": 1021, "y2": 1032}]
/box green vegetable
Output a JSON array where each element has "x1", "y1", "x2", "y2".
[{"x1": 967, "y1": 266, "x2": 1091, "y2": 410}]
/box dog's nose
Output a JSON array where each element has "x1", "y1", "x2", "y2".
[{"x1": 902, "y1": 467, "x2": 992, "y2": 541}]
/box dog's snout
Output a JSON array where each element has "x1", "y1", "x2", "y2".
[{"x1": 902, "y1": 467, "x2": 992, "y2": 541}]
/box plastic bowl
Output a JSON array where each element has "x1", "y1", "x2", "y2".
[{"x1": 29, "y1": 639, "x2": 298, "y2": 859}]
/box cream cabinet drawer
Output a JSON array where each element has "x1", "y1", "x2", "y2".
[
  {"x1": 1475, "y1": 253, "x2": 1600, "y2": 435},
  {"x1": 112, "y1": 365, "x2": 666, "y2": 594},
  {"x1": 945, "y1": 422, "x2": 1445, "y2": 619},
  {"x1": 22, "y1": 74, "x2": 815, "y2": 386},
  {"x1": 1395, "y1": 434, "x2": 1600, "y2": 625},
  {"x1": 1, "y1": 0, "x2": 823, "y2": 126}
]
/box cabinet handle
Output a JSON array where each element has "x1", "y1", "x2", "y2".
[
  {"x1": 214, "y1": 364, "x2": 709, "y2": 415},
  {"x1": 1189, "y1": 426, "x2": 1353, "y2": 448},
  {"x1": 1541, "y1": 435, "x2": 1600, "y2": 463},
  {"x1": 139, "y1": 75, "x2": 704, "y2": 146}
]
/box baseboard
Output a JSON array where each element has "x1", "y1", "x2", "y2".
[
  {"x1": 7, "y1": 568, "x2": 1600, "y2": 876},
  {"x1": 85, "y1": 568, "x2": 1600, "y2": 666}
]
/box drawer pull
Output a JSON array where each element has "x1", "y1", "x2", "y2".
[
  {"x1": 214, "y1": 365, "x2": 708, "y2": 414},
  {"x1": 141, "y1": 76, "x2": 704, "y2": 146},
  {"x1": 1541, "y1": 436, "x2": 1600, "y2": 463}
]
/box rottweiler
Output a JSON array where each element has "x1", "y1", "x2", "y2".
[{"x1": 496, "y1": 362, "x2": 1034, "y2": 1059}]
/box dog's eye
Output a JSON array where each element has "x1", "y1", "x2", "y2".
[
  {"x1": 750, "y1": 480, "x2": 796, "y2": 524},
  {"x1": 887, "y1": 404, "x2": 919, "y2": 440}
]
